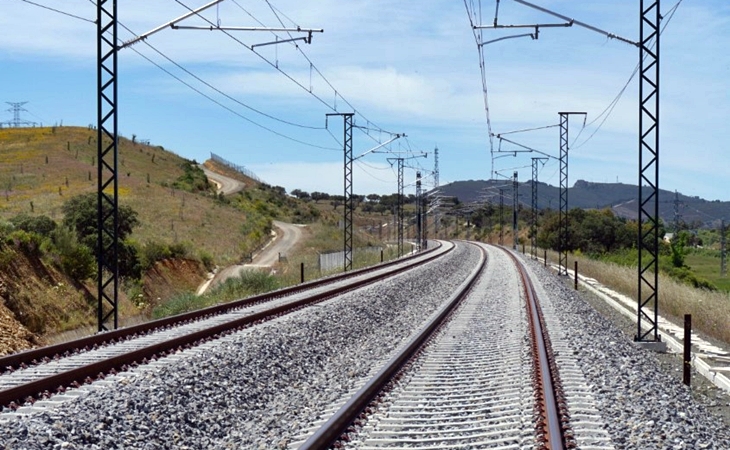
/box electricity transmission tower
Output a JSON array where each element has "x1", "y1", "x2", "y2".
[
  {"x1": 96, "y1": 0, "x2": 120, "y2": 331},
  {"x1": 2, "y1": 102, "x2": 36, "y2": 128},
  {"x1": 482, "y1": 0, "x2": 662, "y2": 344},
  {"x1": 416, "y1": 171, "x2": 423, "y2": 251},
  {"x1": 721, "y1": 220, "x2": 727, "y2": 278},
  {"x1": 512, "y1": 172, "x2": 519, "y2": 250},
  {"x1": 388, "y1": 154, "x2": 426, "y2": 257},
  {"x1": 636, "y1": 0, "x2": 661, "y2": 344},
  {"x1": 433, "y1": 146, "x2": 440, "y2": 238},
  {"x1": 673, "y1": 190, "x2": 682, "y2": 232},
  {"x1": 90, "y1": 1, "x2": 324, "y2": 330},
  {"x1": 499, "y1": 188, "x2": 505, "y2": 246},
  {"x1": 531, "y1": 157, "x2": 547, "y2": 258},
  {"x1": 558, "y1": 112, "x2": 586, "y2": 276},
  {"x1": 327, "y1": 113, "x2": 355, "y2": 271}
]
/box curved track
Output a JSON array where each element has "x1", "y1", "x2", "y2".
[
  {"x1": 0, "y1": 242, "x2": 451, "y2": 410},
  {"x1": 293, "y1": 244, "x2": 576, "y2": 449}
]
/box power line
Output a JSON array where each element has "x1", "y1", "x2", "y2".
[
  {"x1": 113, "y1": 19, "x2": 339, "y2": 151},
  {"x1": 570, "y1": 0, "x2": 684, "y2": 150},
  {"x1": 17, "y1": 0, "x2": 95, "y2": 23},
  {"x1": 127, "y1": 42, "x2": 338, "y2": 151},
  {"x1": 173, "y1": 0, "x2": 401, "y2": 143},
  {"x1": 228, "y1": 0, "x2": 401, "y2": 146}
]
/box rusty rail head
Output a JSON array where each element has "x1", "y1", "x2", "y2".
[
  {"x1": 503, "y1": 247, "x2": 572, "y2": 450},
  {"x1": 298, "y1": 242, "x2": 487, "y2": 450}
]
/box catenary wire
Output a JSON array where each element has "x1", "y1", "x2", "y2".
[{"x1": 17, "y1": 0, "x2": 95, "y2": 23}]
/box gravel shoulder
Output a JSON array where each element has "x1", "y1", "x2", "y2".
[
  {"x1": 0, "y1": 242, "x2": 480, "y2": 449},
  {"x1": 522, "y1": 254, "x2": 730, "y2": 449}
]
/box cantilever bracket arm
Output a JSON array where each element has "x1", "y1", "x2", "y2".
[
  {"x1": 119, "y1": 0, "x2": 225, "y2": 49},
  {"x1": 513, "y1": 0, "x2": 638, "y2": 47},
  {"x1": 119, "y1": 0, "x2": 323, "y2": 50},
  {"x1": 355, "y1": 134, "x2": 405, "y2": 161},
  {"x1": 172, "y1": 26, "x2": 324, "y2": 48},
  {"x1": 492, "y1": 134, "x2": 558, "y2": 160}
]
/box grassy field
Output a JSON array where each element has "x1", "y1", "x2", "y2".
[
  {"x1": 0, "y1": 125, "x2": 434, "y2": 338},
  {"x1": 685, "y1": 252, "x2": 730, "y2": 291},
  {"x1": 0, "y1": 126, "x2": 262, "y2": 265},
  {"x1": 534, "y1": 247, "x2": 730, "y2": 347}
]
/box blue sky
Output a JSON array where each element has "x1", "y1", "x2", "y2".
[{"x1": 1, "y1": 0, "x2": 728, "y2": 199}]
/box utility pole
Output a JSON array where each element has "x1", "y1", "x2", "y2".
[
  {"x1": 386, "y1": 153, "x2": 426, "y2": 257},
  {"x1": 673, "y1": 190, "x2": 682, "y2": 232},
  {"x1": 558, "y1": 111, "x2": 586, "y2": 276},
  {"x1": 722, "y1": 220, "x2": 727, "y2": 278},
  {"x1": 416, "y1": 171, "x2": 422, "y2": 251},
  {"x1": 95, "y1": 0, "x2": 323, "y2": 330},
  {"x1": 504, "y1": 0, "x2": 661, "y2": 345},
  {"x1": 326, "y1": 113, "x2": 355, "y2": 272},
  {"x1": 532, "y1": 157, "x2": 547, "y2": 259},
  {"x1": 636, "y1": 0, "x2": 661, "y2": 344},
  {"x1": 96, "y1": 0, "x2": 120, "y2": 331},
  {"x1": 512, "y1": 171, "x2": 519, "y2": 250},
  {"x1": 433, "y1": 146, "x2": 440, "y2": 238},
  {"x1": 396, "y1": 159, "x2": 405, "y2": 256},
  {"x1": 422, "y1": 195, "x2": 428, "y2": 249},
  {"x1": 499, "y1": 188, "x2": 505, "y2": 246}
]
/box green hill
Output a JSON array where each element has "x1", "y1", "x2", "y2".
[{"x1": 437, "y1": 179, "x2": 730, "y2": 228}]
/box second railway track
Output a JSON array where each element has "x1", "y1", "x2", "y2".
[
  {"x1": 293, "y1": 243, "x2": 613, "y2": 449},
  {"x1": 0, "y1": 241, "x2": 452, "y2": 412},
  {"x1": 5, "y1": 241, "x2": 730, "y2": 448}
]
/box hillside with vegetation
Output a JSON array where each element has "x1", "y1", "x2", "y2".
[
  {"x1": 0, "y1": 126, "x2": 337, "y2": 354},
  {"x1": 439, "y1": 179, "x2": 730, "y2": 227},
  {"x1": 3, "y1": 125, "x2": 728, "y2": 356}
]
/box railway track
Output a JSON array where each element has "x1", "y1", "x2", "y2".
[
  {"x1": 0, "y1": 241, "x2": 452, "y2": 413},
  {"x1": 292, "y1": 244, "x2": 612, "y2": 449}
]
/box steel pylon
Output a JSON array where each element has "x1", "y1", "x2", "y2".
[
  {"x1": 636, "y1": 0, "x2": 661, "y2": 343},
  {"x1": 97, "y1": 0, "x2": 119, "y2": 331}
]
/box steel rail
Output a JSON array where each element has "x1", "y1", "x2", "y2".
[
  {"x1": 0, "y1": 242, "x2": 443, "y2": 373},
  {"x1": 503, "y1": 247, "x2": 572, "y2": 449},
  {"x1": 298, "y1": 242, "x2": 487, "y2": 449},
  {"x1": 0, "y1": 243, "x2": 450, "y2": 409}
]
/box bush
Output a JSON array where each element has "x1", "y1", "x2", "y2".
[
  {"x1": 50, "y1": 227, "x2": 96, "y2": 280},
  {"x1": 139, "y1": 240, "x2": 192, "y2": 271},
  {"x1": 199, "y1": 250, "x2": 215, "y2": 271},
  {"x1": 211, "y1": 270, "x2": 279, "y2": 299},
  {"x1": 168, "y1": 241, "x2": 191, "y2": 259},
  {"x1": 10, "y1": 214, "x2": 57, "y2": 237},
  {"x1": 139, "y1": 241, "x2": 172, "y2": 270},
  {"x1": 0, "y1": 221, "x2": 14, "y2": 238},
  {"x1": 7, "y1": 229, "x2": 45, "y2": 256}
]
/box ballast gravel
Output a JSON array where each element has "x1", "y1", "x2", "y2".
[
  {"x1": 0, "y1": 243, "x2": 480, "y2": 450},
  {"x1": 523, "y1": 255, "x2": 730, "y2": 449}
]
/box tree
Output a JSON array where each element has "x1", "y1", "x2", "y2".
[
  {"x1": 366, "y1": 194, "x2": 381, "y2": 203},
  {"x1": 291, "y1": 189, "x2": 310, "y2": 200},
  {"x1": 310, "y1": 191, "x2": 330, "y2": 203},
  {"x1": 62, "y1": 193, "x2": 140, "y2": 277}
]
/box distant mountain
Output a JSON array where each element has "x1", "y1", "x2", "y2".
[{"x1": 436, "y1": 179, "x2": 730, "y2": 228}]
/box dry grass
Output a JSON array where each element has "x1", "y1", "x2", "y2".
[
  {"x1": 0, "y1": 126, "x2": 250, "y2": 265},
  {"x1": 534, "y1": 247, "x2": 730, "y2": 346}
]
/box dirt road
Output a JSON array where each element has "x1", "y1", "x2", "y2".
[
  {"x1": 198, "y1": 220, "x2": 305, "y2": 293},
  {"x1": 200, "y1": 166, "x2": 246, "y2": 195}
]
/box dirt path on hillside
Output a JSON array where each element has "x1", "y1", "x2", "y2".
[
  {"x1": 201, "y1": 166, "x2": 246, "y2": 195},
  {"x1": 198, "y1": 221, "x2": 305, "y2": 293},
  {"x1": 195, "y1": 169, "x2": 304, "y2": 293}
]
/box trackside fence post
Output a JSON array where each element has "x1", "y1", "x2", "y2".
[{"x1": 684, "y1": 314, "x2": 692, "y2": 386}]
